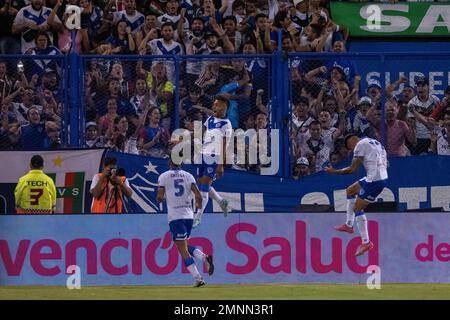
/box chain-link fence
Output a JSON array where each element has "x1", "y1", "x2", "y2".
[
  {"x1": 80, "y1": 54, "x2": 274, "y2": 173},
  {"x1": 0, "y1": 54, "x2": 66, "y2": 150}
]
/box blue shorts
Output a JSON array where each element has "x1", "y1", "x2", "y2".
[
  {"x1": 197, "y1": 160, "x2": 217, "y2": 180},
  {"x1": 358, "y1": 178, "x2": 388, "y2": 203},
  {"x1": 169, "y1": 219, "x2": 193, "y2": 241}
]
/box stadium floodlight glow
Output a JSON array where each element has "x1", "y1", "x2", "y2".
[{"x1": 65, "y1": 5, "x2": 82, "y2": 30}]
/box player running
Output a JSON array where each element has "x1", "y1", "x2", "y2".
[
  {"x1": 193, "y1": 94, "x2": 233, "y2": 228},
  {"x1": 325, "y1": 134, "x2": 388, "y2": 256},
  {"x1": 157, "y1": 159, "x2": 214, "y2": 287}
]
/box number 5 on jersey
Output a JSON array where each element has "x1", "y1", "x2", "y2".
[{"x1": 174, "y1": 179, "x2": 185, "y2": 197}]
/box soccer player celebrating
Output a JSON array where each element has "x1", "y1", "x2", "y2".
[
  {"x1": 157, "y1": 159, "x2": 214, "y2": 287},
  {"x1": 325, "y1": 134, "x2": 388, "y2": 256},
  {"x1": 193, "y1": 94, "x2": 232, "y2": 228}
]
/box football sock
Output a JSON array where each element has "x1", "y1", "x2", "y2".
[
  {"x1": 188, "y1": 245, "x2": 207, "y2": 261},
  {"x1": 209, "y1": 186, "x2": 223, "y2": 204},
  {"x1": 346, "y1": 196, "x2": 356, "y2": 227},
  {"x1": 184, "y1": 257, "x2": 201, "y2": 280},
  {"x1": 355, "y1": 212, "x2": 369, "y2": 244},
  {"x1": 195, "y1": 184, "x2": 210, "y2": 221}
]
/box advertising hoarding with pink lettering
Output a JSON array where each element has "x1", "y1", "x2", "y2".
[{"x1": 0, "y1": 213, "x2": 449, "y2": 285}]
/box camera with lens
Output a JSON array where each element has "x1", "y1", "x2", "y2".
[{"x1": 106, "y1": 167, "x2": 125, "y2": 181}]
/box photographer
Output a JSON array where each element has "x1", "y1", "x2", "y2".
[{"x1": 90, "y1": 156, "x2": 132, "y2": 213}]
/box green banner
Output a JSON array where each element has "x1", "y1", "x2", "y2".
[{"x1": 330, "y1": 2, "x2": 450, "y2": 37}]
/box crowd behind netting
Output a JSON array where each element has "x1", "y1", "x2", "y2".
[{"x1": 0, "y1": 0, "x2": 449, "y2": 179}]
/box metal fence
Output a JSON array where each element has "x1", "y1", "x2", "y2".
[{"x1": 1, "y1": 52, "x2": 450, "y2": 178}]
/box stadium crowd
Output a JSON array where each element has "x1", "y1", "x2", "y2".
[{"x1": 0, "y1": 0, "x2": 449, "y2": 179}]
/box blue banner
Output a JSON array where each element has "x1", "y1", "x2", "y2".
[{"x1": 109, "y1": 151, "x2": 450, "y2": 214}]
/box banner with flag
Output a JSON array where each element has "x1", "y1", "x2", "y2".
[
  {"x1": 108, "y1": 150, "x2": 450, "y2": 214},
  {"x1": 0, "y1": 150, "x2": 105, "y2": 214}
]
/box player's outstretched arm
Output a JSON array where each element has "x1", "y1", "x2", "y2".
[
  {"x1": 325, "y1": 157, "x2": 363, "y2": 175},
  {"x1": 156, "y1": 187, "x2": 165, "y2": 203},
  {"x1": 191, "y1": 184, "x2": 203, "y2": 210}
]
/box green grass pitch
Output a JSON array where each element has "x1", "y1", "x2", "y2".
[{"x1": 1, "y1": 284, "x2": 449, "y2": 300}]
